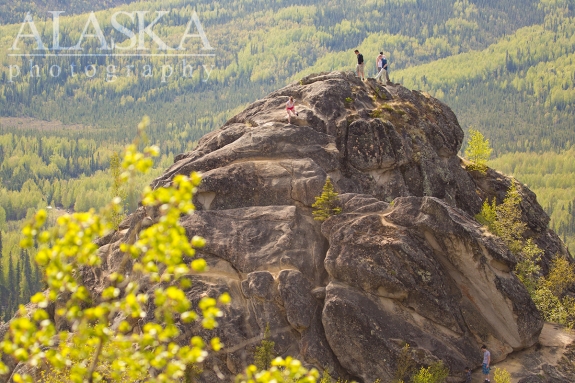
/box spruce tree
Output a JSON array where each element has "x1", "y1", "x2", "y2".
[
  {"x1": 109, "y1": 152, "x2": 126, "y2": 229},
  {"x1": 20, "y1": 249, "x2": 33, "y2": 302},
  {"x1": 15, "y1": 257, "x2": 21, "y2": 301},
  {"x1": 493, "y1": 182, "x2": 526, "y2": 254},
  {"x1": 475, "y1": 197, "x2": 497, "y2": 231},
  {"x1": 7, "y1": 251, "x2": 14, "y2": 291},
  {"x1": 312, "y1": 178, "x2": 342, "y2": 222},
  {"x1": 0, "y1": 230, "x2": 3, "y2": 286},
  {"x1": 254, "y1": 324, "x2": 276, "y2": 371}
]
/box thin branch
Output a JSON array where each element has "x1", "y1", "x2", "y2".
[{"x1": 87, "y1": 336, "x2": 104, "y2": 383}]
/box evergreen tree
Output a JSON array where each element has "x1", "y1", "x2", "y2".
[
  {"x1": 20, "y1": 249, "x2": 33, "y2": 302},
  {"x1": 254, "y1": 324, "x2": 276, "y2": 371},
  {"x1": 493, "y1": 183, "x2": 526, "y2": 254},
  {"x1": 0, "y1": 230, "x2": 3, "y2": 286},
  {"x1": 109, "y1": 152, "x2": 126, "y2": 229},
  {"x1": 6, "y1": 251, "x2": 13, "y2": 291},
  {"x1": 475, "y1": 198, "x2": 497, "y2": 231},
  {"x1": 464, "y1": 128, "x2": 493, "y2": 173},
  {"x1": 312, "y1": 178, "x2": 342, "y2": 222},
  {"x1": 15, "y1": 256, "x2": 21, "y2": 300},
  {"x1": 515, "y1": 239, "x2": 543, "y2": 294}
]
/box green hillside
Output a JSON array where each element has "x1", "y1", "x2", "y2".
[
  {"x1": 0, "y1": 0, "x2": 139, "y2": 25},
  {"x1": 0, "y1": 0, "x2": 574, "y2": 318},
  {"x1": 488, "y1": 149, "x2": 575, "y2": 251},
  {"x1": 0, "y1": 0, "x2": 550, "y2": 144}
]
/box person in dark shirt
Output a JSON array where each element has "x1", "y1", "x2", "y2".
[
  {"x1": 354, "y1": 49, "x2": 365, "y2": 81},
  {"x1": 375, "y1": 53, "x2": 391, "y2": 83},
  {"x1": 464, "y1": 367, "x2": 472, "y2": 383}
]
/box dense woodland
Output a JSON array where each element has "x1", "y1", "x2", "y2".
[
  {"x1": 488, "y1": 149, "x2": 575, "y2": 251},
  {"x1": 0, "y1": 0, "x2": 553, "y2": 143},
  {"x1": 0, "y1": 0, "x2": 136, "y2": 25},
  {"x1": 0, "y1": 129, "x2": 168, "y2": 319},
  {"x1": 0, "y1": 0, "x2": 574, "y2": 318}
]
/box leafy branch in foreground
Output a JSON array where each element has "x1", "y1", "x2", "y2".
[
  {"x1": 236, "y1": 356, "x2": 318, "y2": 383},
  {"x1": 0, "y1": 117, "x2": 230, "y2": 383}
]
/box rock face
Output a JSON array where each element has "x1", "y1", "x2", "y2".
[
  {"x1": 20, "y1": 72, "x2": 572, "y2": 382},
  {"x1": 321, "y1": 195, "x2": 543, "y2": 381}
]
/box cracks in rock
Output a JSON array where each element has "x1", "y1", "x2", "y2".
[
  {"x1": 278, "y1": 160, "x2": 309, "y2": 207},
  {"x1": 280, "y1": 161, "x2": 298, "y2": 204},
  {"x1": 339, "y1": 119, "x2": 352, "y2": 177}
]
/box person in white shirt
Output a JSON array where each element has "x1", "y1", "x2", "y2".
[
  {"x1": 376, "y1": 52, "x2": 384, "y2": 75},
  {"x1": 481, "y1": 345, "x2": 491, "y2": 382}
]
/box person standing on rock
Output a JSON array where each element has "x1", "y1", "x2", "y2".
[
  {"x1": 375, "y1": 54, "x2": 391, "y2": 83},
  {"x1": 375, "y1": 51, "x2": 384, "y2": 76},
  {"x1": 464, "y1": 367, "x2": 472, "y2": 383},
  {"x1": 481, "y1": 345, "x2": 491, "y2": 382},
  {"x1": 286, "y1": 96, "x2": 298, "y2": 124},
  {"x1": 355, "y1": 49, "x2": 365, "y2": 81}
]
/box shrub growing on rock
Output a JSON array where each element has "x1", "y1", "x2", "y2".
[
  {"x1": 533, "y1": 257, "x2": 575, "y2": 328},
  {"x1": 254, "y1": 324, "x2": 276, "y2": 371},
  {"x1": 410, "y1": 361, "x2": 449, "y2": 383},
  {"x1": 312, "y1": 178, "x2": 342, "y2": 222},
  {"x1": 493, "y1": 367, "x2": 512, "y2": 383},
  {"x1": 393, "y1": 344, "x2": 416, "y2": 383},
  {"x1": 475, "y1": 198, "x2": 497, "y2": 232},
  {"x1": 477, "y1": 183, "x2": 575, "y2": 328},
  {"x1": 464, "y1": 128, "x2": 492, "y2": 173}
]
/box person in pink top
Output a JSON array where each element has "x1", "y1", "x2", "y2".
[{"x1": 286, "y1": 96, "x2": 298, "y2": 124}]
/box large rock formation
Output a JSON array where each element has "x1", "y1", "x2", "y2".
[{"x1": 7, "y1": 72, "x2": 572, "y2": 382}]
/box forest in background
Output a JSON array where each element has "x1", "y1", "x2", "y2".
[
  {"x1": 488, "y1": 149, "x2": 575, "y2": 251},
  {"x1": 0, "y1": 0, "x2": 574, "y2": 318}
]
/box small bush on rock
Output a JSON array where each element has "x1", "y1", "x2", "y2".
[
  {"x1": 312, "y1": 178, "x2": 342, "y2": 222},
  {"x1": 393, "y1": 344, "x2": 416, "y2": 383},
  {"x1": 533, "y1": 257, "x2": 575, "y2": 328},
  {"x1": 254, "y1": 324, "x2": 277, "y2": 371},
  {"x1": 493, "y1": 367, "x2": 511, "y2": 383},
  {"x1": 464, "y1": 128, "x2": 492, "y2": 174},
  {"x1": 475, "y1": 198, "x2": 496, "y2": 232},
  {"x1": 410, "y1": 361, "x2": 449, "y2": 383},
  {"x1": 236, "y1": 357, "x2": 318, "y2": 383},
  {"x1": 319, "y1": 370, "x2": 332, "y2": 383}
]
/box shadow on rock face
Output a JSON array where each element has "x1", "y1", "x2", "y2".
[{"x1": 321, "y1": 195, "x2": 543, "y2": 382}]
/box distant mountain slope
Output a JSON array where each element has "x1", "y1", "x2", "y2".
[
  {"x1": 395, "y1": 15, "x2": 575, "y2": 154},
  {"x1": 0, "y1": 0, "x2": 136, "y2": 25},
  {"x1": 0, "y1": 0, "x2": 550, "y2": 147},
  {"x1": 489, "y1": 149, "x2": 575, "y2": 251}
]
